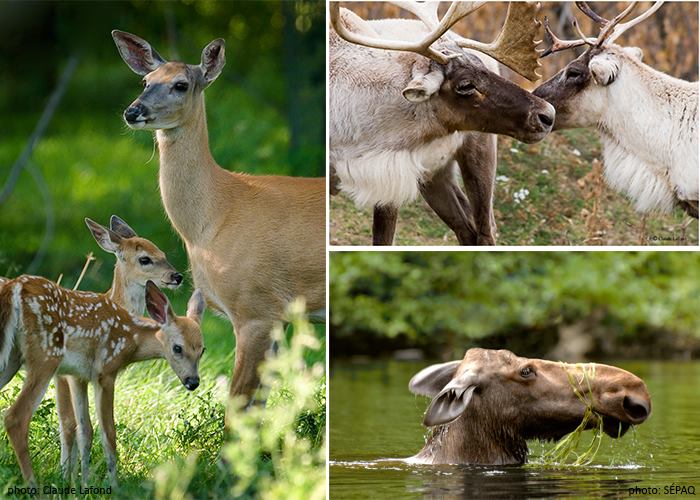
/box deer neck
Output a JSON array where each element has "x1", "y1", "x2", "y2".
[
  {"x1": 130, "y1": 323, "x2": 166, "y2": 363},
  {"x1": 106, "y1": 263, "x2": 145, "y2": 315},
  {"x1": 155, "y1": 95, "x2": 236, "y2": 245}
]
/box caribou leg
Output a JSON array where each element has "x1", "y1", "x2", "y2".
[
  {"x1": 419, "y1": 166, "x2": 478, "y2": 245},
  {"x1": 456, "y1": 134, "x2": 498, "y2": 245},
  {"x1": 372, "y1": 205, "x2": 398, "y2": 245}
]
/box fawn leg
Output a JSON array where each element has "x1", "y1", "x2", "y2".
[
  {"x1": 69, "y1": 377, "x2": 93, "y2": 486},
  {"x1": 95, "y1": 376, "x2": 118, "y2": 487},
  {"x1": 56, "y1": 375, "x2": 78, "y2": 481}
]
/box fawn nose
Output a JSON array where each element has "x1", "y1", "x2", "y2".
[
  {"x1": 171, "y1": 273, "x2": 183, "y2": 285},
  {"x1": 184, "y1": 376, "x2": 199, "y2": 391},
  {"x1": 124, "y1": 103, "x2": 148, "y2": 123}
]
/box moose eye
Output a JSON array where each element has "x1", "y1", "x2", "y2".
[
  {"x1": 174, "y1": 81, "x2": 189, "y2": 92},
  {"x1": 520, "y1": 366, "x2": 534, "y2": 378},
  {"x1": 173, "y1": 344, "x2": 183, "y2": 355},
  {"x1": 455, "y1": 82, "x2": 476, "y2": 96},
  {"x1": 138, "y1": 256, "x2": 152, "y2": 266}
]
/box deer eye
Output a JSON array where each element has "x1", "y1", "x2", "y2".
[
  {"x1": 520, "y1": 366, "x2": 534, "y2": 378},
  {"x1": 138, "y1": 256, "x2": 152, "y2": 266},
  {"x1": 173, "y1": 344, "x2": 183, "y2": 355},
  {"x1": 174, "y1": 81, "x2": 189, "y2": 92},
  {"x1": 455, "y1": 82, "x2": 476, "y2": 96},
  {"x1": 142, "y1": 79, "x2": 147, "y2": 88}
]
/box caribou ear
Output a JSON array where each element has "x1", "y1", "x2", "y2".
[
  {"x1": 623, "y1": 46, "x2": 643, "y2": 62},
  {"x1": 409, "y1": 361, "x2": 461, "y2": 397},
  {"x1": 402, "y1": 66, "x2": 444, "y2": 103},
  {"x1": 589, "y1": 53, "x2": 620, "y2": 86},
  {"x1": 423, "y1": 371, "x2": 478, "y2": 427}
]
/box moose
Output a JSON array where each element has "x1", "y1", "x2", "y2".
[
  {"x1": 329, "y1": 1, "x2": 555, "y2": 245},
  {"x1": 408, "y1": 348, "x2": 651, "y2": 465},
  {"x1": 534, "y1": 1, "x2": 698, "y2": 218}
]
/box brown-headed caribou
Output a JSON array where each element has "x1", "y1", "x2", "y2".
[
  {"x1": 330, "y1": 1, "x2": 555, "y2": 245},
  {"x1": 408, "y1": 348, "x2": 651, "y2": 465},
  {"x1": 534, "y1": 1, "x2": 698, "y2": 218}
]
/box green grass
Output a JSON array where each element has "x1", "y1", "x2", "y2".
[{"x1": 330, "y1": 130, "x2": 698, "y2": 246}]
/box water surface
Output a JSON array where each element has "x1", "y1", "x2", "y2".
[{"x1": 330, "y1": 360, "x2": 700, "y2": 498}]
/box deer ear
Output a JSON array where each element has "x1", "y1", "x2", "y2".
[
  {"x1": 423, "y1": 370, "x2": 479, "y2": 427},
  {"x1": 112, "y1": 30, "x2": 166, "y2": 76},
  {"x1": 85, "y1": 218, "x2": 122, "y2": 253},
  {"x1": 409, "y1": 361, "x2": 462, "y2": 397},
  {"x1": 589, "y1": 53, "x2": 620, "y2": 86},
  {"x1": 145, "y1": 281, "x2": 171, "y2": 325},
  {"x1": 402, "y1": 69, "x2": 444, "y2": 103},
  {"x1": 109, "y1": 215, "x2": 138, "y2": 239},
  {"x1": 200, "y1": 39, "x2": 226, "y2": 85},
  {"x1": 187, "y1": 289, "x2": 206, "y2": 324}
]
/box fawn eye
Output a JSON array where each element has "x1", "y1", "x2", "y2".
[
  {"x1": 174, "y1": 81, "x2": 189, "y2": 92},
  {"x1": 520, "y1": 366, "x2": 534, "y2": 378},
  {"x1": 173, "y1": 344, "x2": 183, "y2": 355},
  {"x1": 138, "y1": 256, "x2": 152, "y2": 266}
]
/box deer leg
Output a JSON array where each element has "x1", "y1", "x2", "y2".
[
  {"x1": 455, "y1": 134, "x2": 498, "y2": 245},
  {"x1": 419, "y1": 166, "x2": 478, "y2": 245},
  {"x1": 69, "y1": 377, "x2": 93, "y2": 486},
  {"x1": 372, "y1": 204, "x2": 398, "y2": 245},
  {"x1": 4, "y1": 358, "x2": 59, "y2": 486},
  {"x1": 55, "y1": 375, "x2": 78, "y2": 481},
  {"x1": 0, "y1": 346, "x2": 22, "y2": 389},
  {"x1": 94, "y1": 376, "x2": 118, "y2": 487},
  {"x1": 229, "y1": 319, "x2": 275, "y2": 404}
]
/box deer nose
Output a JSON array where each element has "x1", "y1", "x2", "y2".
[
  {"x1": 623, "y1": 395, "x2": 650, "y2": 423},
  {"x1": 184, "y1": 376, "x2": 199, "y2": 391},
  {"x1": 171, "y1": 273, "x2": 183, "y2": 285},
  {"x1": 124, "y1": 103, "x2": 147, "y2": 123}
]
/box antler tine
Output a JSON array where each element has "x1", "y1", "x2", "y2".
[
  {"x1": 455, "y1": 2, "x2": 546, "y2": 81},
  {"x1": 389, "y1": 1, "x2": 441, "y2": 30},
  {"x1": 540, "y1": 16, "x2": 590, "y2": 58},
  {"x1": 606, "y1": 1, "x2": 664, "y2": 45},
  {"x1": 575, "y1": 1, "x2": 609, "y2": 25},
  {"x1": 591, "y1": 2, "x2": 639, "y2": 46},
  {"x1": 330, "y1": 2, "x2": 486, "y2": 65}
]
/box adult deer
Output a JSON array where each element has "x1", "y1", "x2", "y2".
[
  {"x1": 111, "y1": 32, "x2": 325, "y2": 404},
  {"x1": 0, "y1": 276, "x2": 205, "y2": 486},
  {"x1": 330, "y1": 1, "x2": 555, "y2": 245},
  {"x1": 534, "y1": 1, "x2": 698, "y2": 218},
  {"x1": 52, "y1": 216, "x2": 183, "y2": 481}
]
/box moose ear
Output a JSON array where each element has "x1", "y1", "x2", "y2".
[
  {"x1": 200, "y1": 39, "x2": 226, "y2": 85},
  {"x1": 109, "y1": 215, "x2": 138, "y2": 239},
  {"x1": 423, "y1": 370, "x2": 478, "y2": 427},
  {"x1": 112, "y1": 30, "x2": 166, "y2": 76},
  {"x1": 409, "y1": 361, "x2": 461, "y2": 397},
  {"x1": 402, "y1": 68, "x2": 444, "y2": 103},
  {"x1": 589, "y1": 53, "x2": 620, "y2": 86},
  {"x1": 187, "y1": 289, "x2": 206, "y2": 324},
  {"x1": 85, "y1": 218, "x2": 122, "y2": 253},
  {"x1": 145, "y1": 281, "x2": 173, "y2": 325}
]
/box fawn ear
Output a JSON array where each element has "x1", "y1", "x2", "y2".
[
  {"x1": 200, "y1": 39, "x2": 225, "y2": 85},
  {"x1": 112, "y1": 30, "x2": 166, "y2": 76},
  {"x1": 85, "y1": 218, "x2": 122, "y2": 253},
  {"x1": 109, "y1": 215, "x2": 138, "y2": 239},
  {"x1": 145, "y1": 281, "x2": 174, "y2": 325},
  {"x1": 187, "y1": 289, "x2": 206, "y2": 324}
]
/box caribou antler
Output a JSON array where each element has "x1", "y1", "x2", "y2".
[
  {"x1": 330, "y1": 2, "x2": 545, "y2": 81},
  {"x1": 541, "y1": 1, "x2": 665, "y2": 57}
]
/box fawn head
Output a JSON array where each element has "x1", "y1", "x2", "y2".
[
  {"x1": 85, "y1": 216, "x2": 182, "y2": 289},
  {"x1": 146, "y1": 281, "x2": 206, "y2": 390},
  {"x1": 112, "y1": 30, "x2": 225, "y2": 130}
]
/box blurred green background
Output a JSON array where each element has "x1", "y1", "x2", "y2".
[
  {"x1": 330, "y1": 252, "x2": 700, "y2": 360},
  {"x1": 0, "y1": 0, "x2": 324, "y2": 285}
]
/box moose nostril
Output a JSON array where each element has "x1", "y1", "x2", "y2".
[
  {"x1": 172, "y1": 273, "x2": 183, "y2": 285},
  {"x1": 537, "y1": 112, "x2": 554, "y2": 128},
  {"x1": 623, "y1": 395, "x2": 649, "y2": 421}
]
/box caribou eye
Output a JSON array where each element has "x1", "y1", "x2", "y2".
[
  {"x1": 138, "y1": 256, "x2": 152, "y2": 266},
  {"x1": 520, "y1": 366, "x2": 534, "y2": 378},
  {"x1": 455, "y1": 82, "x2": 476, "y2": 96},
  {"x1": 566, "y1": 68, "x2": 583, "y2": 79},
  {"x1": 173, "y1": 344, "x2": 183, "y2": 355},
  {"x1": 174, "y1": 81, "x2": 189, "y2": 92}
]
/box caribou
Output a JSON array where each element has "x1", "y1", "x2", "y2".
[
  {"x1": 408, "y1": 348, "x2": 651, "y2": 465},
  {"x1": 534, "y1": 1, "x2": 699, "y2": 218},
  {"x1": 330, "y1": 1, "x2": 555, "y2": 245}
]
